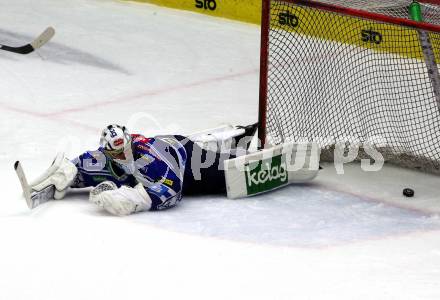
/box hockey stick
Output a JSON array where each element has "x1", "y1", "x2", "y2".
[
  {"x1": 14, "y1": 161, "x2": 33, "y2": 209},
  {"x1": 14, "y1": 161, "x2": 54, "y2": 209},
  {"x1": 416, "y1": 30, "x2": 440, "y2": 109},
  {"x1": 409, "y1": 3, "x2": 440, "y2": 110},
  {"x1": 0, "y1": 27, "x2": 55, "y2": 54}
]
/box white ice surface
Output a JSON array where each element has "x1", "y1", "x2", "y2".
[{"x1": 1, "y1": 1, "x2": 440, "y2": 299}]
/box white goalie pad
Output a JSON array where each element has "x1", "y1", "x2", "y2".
[
  {"x1": 187, "y1": 124, "x2": 235, "y2": 137},
  {"x1": 188, "y1": 124, "x2": 245, "y2": 152},
  {"x1": 30, "y1": 152, "x2": 78, "y2": 199},
  {"x1": 224, "y1": 142, "x2": 321, "y2": 199}
]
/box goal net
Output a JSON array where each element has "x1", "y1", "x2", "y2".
[{"x1": 258, "y1": 0, "x2": 440, "y2": 173}]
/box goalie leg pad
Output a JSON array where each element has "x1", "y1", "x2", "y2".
[
  {"x1": 189, "y1": 125, "x2": 248, "y2": 152},
  {"x1": 224, "y1": 142, "x2": 321, "y2": 199},
  {"x1": 89, "y1": 182, "x2": 152, "y2": 216}
]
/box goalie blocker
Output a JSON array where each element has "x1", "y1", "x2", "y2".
[{"x1": 224, "y1": 142, "x2": 320, "y2": 199}]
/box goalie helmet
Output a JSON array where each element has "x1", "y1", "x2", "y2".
[{"x1": 100, "y1": 124, "x2": 131, "y2": 158}]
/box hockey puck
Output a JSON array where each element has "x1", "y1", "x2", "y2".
[{"x1": 403, "y1": 188, "x2": 414, "y2": 197}]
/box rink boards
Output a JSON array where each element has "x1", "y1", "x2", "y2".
[{"x1": 126, "y1": 0, "x2": 440, "y2": 61}]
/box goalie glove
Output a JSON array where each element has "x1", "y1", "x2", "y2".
[{"x1": 89, "y1": 182, "x2": 152, "y2": 216}]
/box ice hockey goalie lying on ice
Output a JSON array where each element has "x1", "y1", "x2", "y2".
[{"x1": 17, "y1": 123, "x2": 320, "y2": 216}]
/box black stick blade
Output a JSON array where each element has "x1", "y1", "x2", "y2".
[{"x1": 1, "y1": 44, "x2": 34, "y2": 54}]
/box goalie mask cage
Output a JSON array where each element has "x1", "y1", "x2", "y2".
[{"x1": 258, "y1": 0, "x2": 440, "y2": 173}]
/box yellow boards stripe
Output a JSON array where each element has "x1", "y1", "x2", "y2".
[
  {"x1": 272, "y1": 4, "x2": 440, "y2": 62},
  {"x1": 124, "y1": 0, "x2": 262, "y2": 25}
]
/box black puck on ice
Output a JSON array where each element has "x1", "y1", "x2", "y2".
[{"x1": 403, "y1": 188, "x2": 414, "y2": 197}]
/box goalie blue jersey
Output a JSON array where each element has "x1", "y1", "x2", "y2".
[{"x1": 72, "y1": 134, "x2": 188, "y2": 211}]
